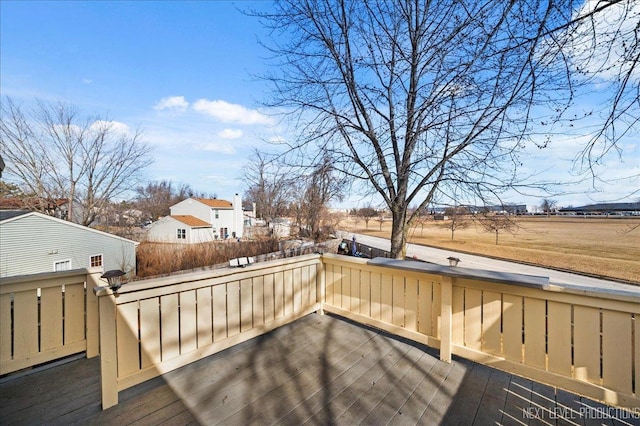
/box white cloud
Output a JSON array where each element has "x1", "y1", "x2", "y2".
[
  {"x1": 154, "y1": 96, "x2": 189, "y2": 112},
  {"x1": 192, "y1": 99, "x2": 273, "y2": 125},
  {"x1": 90, "y1": 120, "x2": 131, "y2": 136},
  {"x1": 197, "y1": 142, "x2": 236, "y2": 155},
  {"x1": 218, "y1": 128, "x2": 243, "y2": 139},
  {"x1": 82, "y1": 78, "x2": 92, "y2": 84}
]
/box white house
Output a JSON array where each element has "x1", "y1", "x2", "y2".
[
  {"x1": 0, "y1": 210, "x2": 138, "y2": 278},
  {"x1": 146, "y1": 195, "x2": 246, "y2": 243}
]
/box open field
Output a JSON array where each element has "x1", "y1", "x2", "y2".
[{"x1": 340, "y1": 216, "x2": 640, "y2": 284}]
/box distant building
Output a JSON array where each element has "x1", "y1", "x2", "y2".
[
  {"x1": 558, "y1": 202, "x2": 640, "y2": 216},
  {"x1": 0, "y1": 210, "x2": 138, "y2": 278},
  {"x1": 146, "y1": 194, "x2": 246, "y2": 243}
]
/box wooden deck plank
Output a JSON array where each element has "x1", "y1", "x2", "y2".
[
  {"x1": 347, "y1": 347, "x2": 431, "y2": 425},
  {"x1": 472, "y1": 366, "x2": 511, "y2": 424},
  {"x1": 323, "y1": 341, "x2": 419, "y2": 424},
  {"x1": 418, "y1": 358, "x2": 467, "y2": 424},
  {"x1": 443, "y1": 361, "x2": 493, "y2": 424},
  {"x1": 386, "y1": 350, "x2": 440, "y2": 425},
  {"x1": 219, "y1": 319, "x2": 391, "y2": 425},
  {"x1": 501, "y1": 375, "x2": 534, "y2": 425}
]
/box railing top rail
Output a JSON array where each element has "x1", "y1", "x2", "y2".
[
  {"x1": 366, "y1": 256, "x2": 640, "y2": 302},
  {"x1": 94, "y1": 253, "x2": 322, "y2": 298},
  {"x1": 1, "y1": 267, "x2": 102, "y2": 294}
]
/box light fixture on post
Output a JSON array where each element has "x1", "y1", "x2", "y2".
[
  {"x1": 101, "y1": 269, "x2": 126, "y2": 293},
  {"x1": 447, "y1": 256, "x2": 461, "y2": 267}
]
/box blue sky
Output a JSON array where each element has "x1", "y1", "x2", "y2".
[{"x1": 1, "y1": 1, "x2": 638, "y2": 211}]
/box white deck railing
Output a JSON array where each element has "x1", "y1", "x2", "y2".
[
  {"x1": 87, "y1": 254, "x2": 639, "y2": 410},
  {"x1": 322, "y1": 255, "x2": 639, "y2": 409},
  {"x1": 0, "y1": 268, "x2": 102, "y2": 375},
  {"x1": 94, "y1": 255, "x2": 322, "y2": 409}
]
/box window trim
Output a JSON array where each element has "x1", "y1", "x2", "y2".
[
  {"x1": 90, "y1": 254, "x2": 103, "y2": 268},
  {"x1": 177, "y1": 228, "x2": 186, "y2": 240},
  {"x1": 53, "y1": 259, "x2": 72, "y2": 272}
]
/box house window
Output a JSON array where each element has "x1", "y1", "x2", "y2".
[
  {"x1": 54, "y1": 259, "x2": 71, "y2": 272},
  {"x1": 90, "y1": 254, "x2": 103, "y2": 267},
  {"x1": 220, "y1": 227, "x2": 228, "y2": 239},
  {"x1": 214, "y1": 209, "x2": 219, "y2": 219},
  {"x1": 177, "y1": 229, "x2": 186, "y2": 239}
]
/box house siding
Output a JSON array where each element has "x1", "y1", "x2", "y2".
[
  {"x1": 170, "y1": 199, "x2": 217, "y2": 223},
  {"x1": 0, "y1": 214, "x2": 137, "y2": 278}
]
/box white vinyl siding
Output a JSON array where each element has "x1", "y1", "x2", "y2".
[{"x1": 0, "y1": 213, "x2": 137, "y2": 278}]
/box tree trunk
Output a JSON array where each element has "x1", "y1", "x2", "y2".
[{"x1": 390, "y1": 208, "x2": 407, "y2": 259}]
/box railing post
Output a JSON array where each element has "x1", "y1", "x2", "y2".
[
  {"x1": 85, "y1": 268, "x2": 102, "y2": 358},
  {"x1": 96, "y1": 289, "x2": 119, "y2": 409},
  {"x1": 318, "y1": 255, "x2": 325, "y2": 315},
  {"x1": 440, "y1": 275, "x2": 453, "y2": 363}
]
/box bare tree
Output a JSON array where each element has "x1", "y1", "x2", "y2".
[
  {"x1": 477, "y1": 212, "x2": 519, "y2": 245},
  {"x1": 254, "y1": 0, "x2": 638, "y2": 258},
  {"x1": 540, "y1": 198, "x2": 558, "y2": 216},
  {"x1": 135, "y1": 180, "x2": 195, "y2": 221},
  {"x1": 357, "y1": 206, "x2": 378, "y2": 230},
  {"x1": 295, "y1": 154, "x2": 346, "y2": 240},
  {"x1": 444, "y1": 206, "x2": 470, "y2": 240},
  {"x1": 0, "y1": 97, "x2": 152, "y2": 225},
  {"x1": 243, "y1": 149, "x2": 292, "y2": 225}
]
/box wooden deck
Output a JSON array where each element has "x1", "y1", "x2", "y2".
[{"x1": 1, "y1": 313, "x2": 637, "y2": 425}]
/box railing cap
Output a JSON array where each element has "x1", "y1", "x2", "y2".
[
  {"x1": 367, "y1": 257, "x2": 640, "y2": 301},
  {"x1": 368, "y1": 257, "x2": 550, "y2": 288}
]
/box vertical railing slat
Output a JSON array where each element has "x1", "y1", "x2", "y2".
[
  {"x1": 0, "y1": 294, "x2": 12, "y2": 363},
  {"x1": 240, "y1": 279, "x2": 253, "y2": 332},
  {"x1": 13, "y1": 290, "x2": 38, "y2": 358},
  {"x1": 602, "y1": 310, "x2": 633, "y2": 394},
  {"x1": 440, "y1": 276, "x2": 453, "y2": 363},
  {"x1": 263, "y1": 274, "x2": 275, "y2": 323},
  {"x1": 196, "y1": 287, "x2": 213, "y2": 347},
  {"x1": 116, "y1": 302, "x2": 140, "y2": 377},
  {"x1": 40, "y1": 286, "x2": 63, "y2": 351},
  {"x1": 370, "y1": 273, "x2": 381, "y2": 321},
  {"x1": 502, "y1": 294, "x2": 523, "y2": 363},
  {"x1": 227, "y1": 281, "x2": 241, "y2": 337},
  {"x1": 140, "y1": 297, "x2": 161, "y2": 368},
  {"x1": 418, "y1": 280, "x2": 432, "y2": 336},
  {"x1": 482, "y1": 291, "x2": 502, "y2": 356},
  {"x1": 464, "y1": 288, "x2": 482, "y2": 351},
  {"x1": 451, "y1": 286, "x2": 464, "y2": 346},
  {"x1": 524, "y1": 297, "x2": 546, "y2": 370},
  {"x1": 180, "y1": 290, "x2": 197, "y2": 354},
  {"x1": 212, "y1": 284, "x2": 227, "y2": 342},
  {"x1": 252, "y1": 276, "x2": 265, "y2": 327},
  {"x1": 64, "y1": 283, "x2": 85, "y2": 344},
  {"x1": 547, "y1": 301, "x2": 572, "y2": 376},
  {"x1": 160, "y1": 294, "x2": 180, "y2": 360}
]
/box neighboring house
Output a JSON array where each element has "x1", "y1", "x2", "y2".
[
  {"x1": 146, "y1": 194, "x2": 245, "y2": 243},
  {"x1": 0, "y1": 210, "x2": 138, "y2": 278}
]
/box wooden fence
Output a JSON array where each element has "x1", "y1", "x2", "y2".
[{"x1": 0, "y1": 268, "x2": 102, "y2": 375}]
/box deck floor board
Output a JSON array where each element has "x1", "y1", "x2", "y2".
[{"x1": 1, "y1": 313, "x2": 637, "y2": 425}]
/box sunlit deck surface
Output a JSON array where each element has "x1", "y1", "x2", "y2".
[{"x1": 1, "y1": 314, "x2": 634, "y2": 425}]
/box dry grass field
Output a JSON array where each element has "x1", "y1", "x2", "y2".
[{"x1": 341, "y1": 216, "x2": 640, "y2": 284}]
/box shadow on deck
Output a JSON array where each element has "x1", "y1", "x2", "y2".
[{"x1": 1, "y1": 314, "x2": 636, "y2": 425}]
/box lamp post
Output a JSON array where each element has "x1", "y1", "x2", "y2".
[{"x1": 101, "y1": 269, "x2": 125, "y2": 293}]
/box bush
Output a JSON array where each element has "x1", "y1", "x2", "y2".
[{"x1": 136, "y1": 237, "x2": 280, "y2": 278}]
